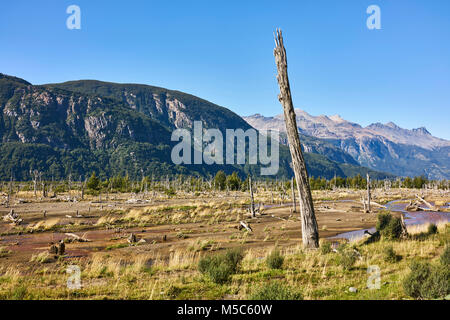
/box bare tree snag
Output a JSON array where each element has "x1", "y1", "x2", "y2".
[
  {"x1": 362, "y1": 194, "x2": 368, "y2": 213},
  {"x1": 274, "y1": 29, "x2": 319, "y2": 249},
  {"x1": 291, "y1": 177, "x2": 297, "y2": 213},
  {"x1": 400, "y1": 214, "x2": 408, "y2": 239},
  {"x1": 81, "y1": 179, "x2": 86, "y2": 200},
  {"x1": 366, "y1": 173, "x2": 371, "y2": 212},
  {"x1": 249, "y1": 176, "x2": 255, "y2": 218}
]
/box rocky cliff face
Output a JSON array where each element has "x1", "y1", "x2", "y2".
[
  {"x1": 244, "y1": 110, "x2": 450, "y2": 179},
  {"x1": 1, "y1": 81, "x2": 170, "y2": 150},
  {"x1": 47, "y1": 80, "x2": 252, "y2": 133}
]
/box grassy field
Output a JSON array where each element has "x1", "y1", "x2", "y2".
[{"x1": 0, "y1": 188, "x2": 449, "y2": 300}]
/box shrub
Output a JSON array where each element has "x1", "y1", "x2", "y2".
[
  {"x1": 166, "y1": 285, "x2": 182, "y2": 298},
  {"x1": 383, "y1": 245, "x2": 402, "y2": 263},
  {"x1": 403, "y1": 261, "x2": 449, "y2": 299},
  {"x1": 198, "y1": 248, "x2": 244, "y2": 284},
  {"x1": 427, "y1": 224, "x2": 438, "y2": 235},
  {"x1": 86, "y1": 172, "x2": 100, "y2": 191},
  {"x1": 376, "y1": 212, "x2": 392, "y2": 231},
  {"x1": 320, "y1": 242, "x2": 332, "y2": 255},
  {"x1": 224, "y1": 248, "x2": 244, "y2": 273},
  {"x1": 337, "y1": 246, "x2": 358, "y2": 270},
  {"x1": 440, "y1": 246, "x2": 450, "y2": 266},
  {"x1": 266, "y1": 250, "x2": 284, "y2": 269},
  {"x1": 250, "y1": 282, "x2": 302, "y2": 300},
  {"x1": 377, "y1": 213, "x2": 402, "y2": 240}
]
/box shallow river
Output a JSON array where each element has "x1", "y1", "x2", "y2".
[{"x1": 330, "y1": 200, "x2": 450, "y2": 241}]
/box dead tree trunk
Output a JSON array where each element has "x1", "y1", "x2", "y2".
[
  {"x1": 6, "y1": 176, "x2": 13, "y2": 208},
  {"x1": 274, "y1": 29, "x2": 319, "y2": 249},
  {"x1": 249, "y1": 176, "x2": 255, "y2": 218},
  {"x1": 81, "y1": 179, "x2": 86, "y2": 200},
  {"x1": 42, "y1": 182, "x2": 47, "y2": 198},
  {"x1": 291, "y1": 177, "x2": 297, "y2": 213},
  {"x1": 366, "y1": 173, "x2": 371, "y2": 212},
  {"x1": 32, "y1": 170, "x2": 38, "y2": 198}
]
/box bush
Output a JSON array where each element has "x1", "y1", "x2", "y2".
[
  {"x1": 383, "y1": 245, "x2": 402, "y2": 263},
  {"x1": 427, "y1": 224, "x2": 438, "y2": 235},
  {"x1": 376, "y1": 212, "x2": 392, "y2": 231},
  {"x1": 166, "y1": 285, "x2": 182, "y2": 298},
  {"x1": 198, "y1": 248, "x2": 244, "y2": 284},
  {"x1": 86, "y1": 172, "x2": 100, "y2": 191},
  {"x1": 337, "y1": 245, "x2": 358, "y2": 270},
  {"x1": 224, "y1": 248, "x2": 244, "y2": 273},
  {"x1": 403, "y1": 260, "x2": 449, "y2": 299},
  {"x1": 376, "y1": 212, "x2": 403, "y2": 240},
  {"x1": 250, "y1": 282, "x2": 302, "y2": 300},
  {"x1": 440, "y1": 246, "x2": 450, "y2": 266},
  {"x1": 266, "y1": 250, "x2": 284, "y2": 269},
  {"x1": 320, "y1": 242, "x2": 332, "y2": 255}
]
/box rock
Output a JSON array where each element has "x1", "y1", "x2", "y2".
[{"x1": 349, "y1": 287, "x2": 357, "y2": 293}]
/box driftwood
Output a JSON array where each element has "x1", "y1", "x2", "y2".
[
  {"x1": 369, "y1": 201, "x2": 385, "y2": 208},
  {"x1": 65, "y1": 232, "x2": 91, "y2": 242},
  {"x1": 3, "y1": 210, "x2": 22, "y2": 225},
  {"x1": 405, "y1": 200, "x2": 423, "y2": 212},
  {"x1": 239, "y1": 221, "x2": 253, "y2": 233},
  {"x1": 416, "y1": 195, "x2": 439, "y2": 212},
  {"x1": 271, "y1": 214, "x2": 287, "y2": 222},
  {"x1": 274, "y1": 29, "x2": 319, "y2": 249}
]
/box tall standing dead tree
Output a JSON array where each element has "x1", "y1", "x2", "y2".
[
  {"x1": 366, "y1": 173, "x2": 371, "y2": 213},
  {"x1": 249, "y1": 176, "x2": 256, "y2": 218},
  {"x1": 274, "y1": 29, "x2": 319, "y2": 249}
]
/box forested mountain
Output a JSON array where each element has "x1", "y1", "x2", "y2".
[{"x1": 0, "y1": 73, "x2": 393, "y2": 180}]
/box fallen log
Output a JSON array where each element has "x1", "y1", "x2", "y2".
[
  {"x1": 416, "y1": 195, "x2": 439, "y2": 211},
  {"x1": 239, "y1": 221, "x2": 253, "y2": 233},
  {"x1": 271, "y1": 214, "x2": 287, "y2": 221},
  {"x1": 65, "y1": 233, "x2": 91, "y2": 242}
]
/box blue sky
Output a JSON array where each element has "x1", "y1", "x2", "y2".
[{"x1": 1, "y1": 0, "x2": 449, "y2": 139}]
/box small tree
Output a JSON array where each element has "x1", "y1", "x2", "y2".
[
  {"x1": 226, "y1": 172, "x2": 241, "y2": 191},
  {"x1": 214, "y1": 170, "x2": 226, "y2": 191},
  {"x1": 86, "y1": 172, "x2": 100, "y2": 191}
]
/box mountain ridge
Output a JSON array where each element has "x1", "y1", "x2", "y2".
[
  {"x1": 244, "y1": 109, "x2": 450, "y2": 179},
  {"x1": 0, "y1": 73, "x2": 395, "y2": 180}
]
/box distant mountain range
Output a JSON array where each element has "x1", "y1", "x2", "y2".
[
  {"x1": 0, "y1": 73, "x2": 393, "y2": 181},
  {"x1": 244, "y1": 110, "x2": 450, "y2": 179}
]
